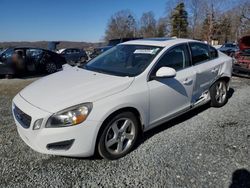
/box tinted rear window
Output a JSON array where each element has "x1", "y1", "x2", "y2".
[
  {"x1": 209, "y1": 46, "x2": 218, "y2": 59},
  {"x1": 190, "y1": 43, "x2": 210, "y2": 65}
]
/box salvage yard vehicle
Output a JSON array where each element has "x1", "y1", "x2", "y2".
[
  {"x1": 0, "y1": 47, "x2": 66, "y2": 77},
  {"x1": 218, "y1": 42, "x2": 239, "y2": 56},
  {"x1": 59, "y1": 48, "x2": 88, "y2": 66},
  {"x1": 233, "y1": 36, "x2": 250, "y2": 78},
  {"x1": 12, "y1": 38, "x2": 232, "y2": 160},
  {"x1": 89, "y1": 38, "x2": 142, "y2": 59},
  {"x1": 89, "y1": 46, "x2": 112, "y2": 59}
]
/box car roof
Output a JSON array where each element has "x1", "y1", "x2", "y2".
[
  {"x1": 13, "y1": 47, "x2": 46, "y2": 51},
  {"x1": 96, "y1": 46, "x2": 113, "y2": 50},
  {"x1": 12, "y1": 47, "x2": 60, "y2": 54},
  {"x1": 121, "y1": 38, "x2": 199, "y2": 47}
]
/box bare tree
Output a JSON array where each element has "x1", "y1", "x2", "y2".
[
  {"x1": 237, "y1": 1, "x2": 250, "y2": 37},
  {"x1": 222, "y1": 0, "x2": 250, "y2": 42},
  {"x1": 140, "y1": 11, "x2": 157, "y2": 38},
  {"x1": 105, "y1": 10, "x2": 137, "y2": 41},
  {"x1": 187, "y1": 0, "x2": 206, "y2": 39}
]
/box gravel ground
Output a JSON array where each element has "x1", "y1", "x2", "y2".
[{"x1": 0, "y1": 76, "x2": 249, "y2": 188}]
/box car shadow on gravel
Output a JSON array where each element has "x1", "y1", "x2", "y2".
[
  {"x1": 135, "y1": 87, "x2": 235, "y2": 151},
  {"x1": 229, "y1": 169, "x2": 250, "y2": 188}
]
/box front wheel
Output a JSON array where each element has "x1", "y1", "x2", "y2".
[
  {"x1": 210, "y1": 80, "x2": 228, "y2": 107},
  {"x1": 97, "y1": 112, "x2": 139, "y2": 160},
  {"x1": 45, "y1": 62, "x2": 57, "y2": 74}
]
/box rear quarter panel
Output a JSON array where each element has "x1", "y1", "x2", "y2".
[{"x1": 218, "y1": 51, "x2": 232, "y2": 78}]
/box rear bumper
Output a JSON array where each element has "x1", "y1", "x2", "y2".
[
  {"x1": 233, "y1": 64, "x2": 250, "y2": 77},
  {"x1": 13, "y1": 94, "x2": 102, "y2": 157}
]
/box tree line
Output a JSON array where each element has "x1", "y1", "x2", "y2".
[{"x1": 104, "y1": 0, "x2": 250, "y2": 44}]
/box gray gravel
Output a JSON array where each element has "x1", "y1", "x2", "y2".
[{"x1": 0, "y1": 77, "x2": 249, "y2": 188}]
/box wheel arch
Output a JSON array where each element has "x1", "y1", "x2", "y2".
[
  {"x1": 211, "y1": 76, "x2": 231, "y2": 89},
  {"x1": 94, "y1": 106, "x2": 144, "y2": 155}
]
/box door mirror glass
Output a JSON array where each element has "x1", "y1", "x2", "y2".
[{"x1": 155, "y1": 67, "x2": 176, "y2": 78}]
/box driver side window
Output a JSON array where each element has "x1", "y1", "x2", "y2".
[{"x1": 152, "y1": 44, "x2": 190, "y2": 75}]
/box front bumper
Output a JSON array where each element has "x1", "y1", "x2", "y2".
[{"x1": 12, "y1": 94, "x2": 102, "y2": 157}]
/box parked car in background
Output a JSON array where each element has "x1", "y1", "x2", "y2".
[
  {"x1": 89, "y1": 38, "x2": 142, "y2": 59},
  {"x1": 89, "y1": 46, "x2": 112, "y2": 59},
  {"x1": 0, "y1": 47, "x2": 66, "y2": 78},
  {"x1": 233, "y1": 36, "x2": 250, "y2": 77},
  {"x1": 218, "y1": 43, "x2": 239, "y2": 56},
  {"x1": 59, "y1": 48, "x2": 88, "y2": 66},
  {"x1": 212, "y1": 45, "x2": 222, "y2": 49},
  {"x1": 48, "y1": 41, "x2": 60, "y2": 52},
  {"x1": 13, "y1": 38, "x2": 232, "y2": 160}
]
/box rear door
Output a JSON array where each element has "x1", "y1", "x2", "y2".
[{"x1": 189, "y1": 42, "x2": 221, "y2": 102}]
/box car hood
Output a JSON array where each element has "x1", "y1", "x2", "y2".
[{"x1": 20, "y1": 67, "x2": 134, "y2": 113}]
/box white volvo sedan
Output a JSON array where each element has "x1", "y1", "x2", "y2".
[{"x1": 12, "y1": 38, "x2": 232, "y2": 160}]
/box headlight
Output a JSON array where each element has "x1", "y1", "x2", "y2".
[{"x1": 46, "y1": 103, "x2": 92, "y2": 128}]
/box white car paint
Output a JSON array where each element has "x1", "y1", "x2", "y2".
[
  {"x1": 12, "y1": 38, "x2": 232, "y2": 157},
  {"x1": 19, "y1": 67, "x2": 134, "y2": 113}
]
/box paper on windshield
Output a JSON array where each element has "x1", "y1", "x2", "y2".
[{"x1": 134, "y1": 48, "x2": 159, "y2": 55}]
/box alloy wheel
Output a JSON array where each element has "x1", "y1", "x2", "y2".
[
  {"x1": 46, "y1": 63, "x2": 57, "y2": 73},
  {"x1": 215, "y1": 81, "x2": 227, "y2": 104},
  {"x1": 105, "y1": 118, "x2": 136, "y2": 155}
]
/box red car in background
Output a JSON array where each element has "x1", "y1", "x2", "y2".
[{"x1": 233, "y1": 36, "x2": 250, "y2": 78}]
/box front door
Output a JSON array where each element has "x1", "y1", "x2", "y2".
[{"x1": 147, "y1": 44, "x2": 195, "y2": 126}]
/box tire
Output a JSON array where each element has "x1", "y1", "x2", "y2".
[
  {"x1": 5, "y1": 74, "x2": 13, "y2": 79},
  {"x1": 45, "y1": 62, "x2": 57, "y2": 74},
  {"x1": 97, "y1": 111, "x2": 139, "y2": 160},
  {"x1": 210, "y1": 80, "x2": 228, "y2": 107}
]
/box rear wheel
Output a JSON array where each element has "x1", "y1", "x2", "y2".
[
  {"x1": 210, "y1": 80, "x2": 228, "y2": 107},
  {"x1": 45, "y1": 62, "x2": 57, "y2": 74},
  {"x1": 97, "y1": 112, "x2": 139, "y2": 160}
]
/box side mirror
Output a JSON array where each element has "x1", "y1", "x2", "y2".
[{"x1": 155, "y1": 67, "x2": 176, "y2": 78}]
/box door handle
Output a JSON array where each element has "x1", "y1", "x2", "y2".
[
  {"x1": 183, "y1": 78, "x2": 193, "y2": 85},
  {"x1": 211, "y1": 68, "x2": 219, "y2": 73}
]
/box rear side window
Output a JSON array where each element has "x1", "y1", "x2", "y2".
[
  {"x1": 190, "y1": 43, "x2": 210, "y2": 65},
  {"x1": 209, "y1": 46, "x2": 218, "y2": 59}
]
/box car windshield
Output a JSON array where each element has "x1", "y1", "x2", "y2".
[
  {"x1": 1, "y1": 48, "x2": 14, "y2": 58},
  {"x1": 242, "y1": 49, "x2": 250, "y2": 54},
  {"x1": 84, "y1": 45, "x2": 162, "y2": 77}
]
